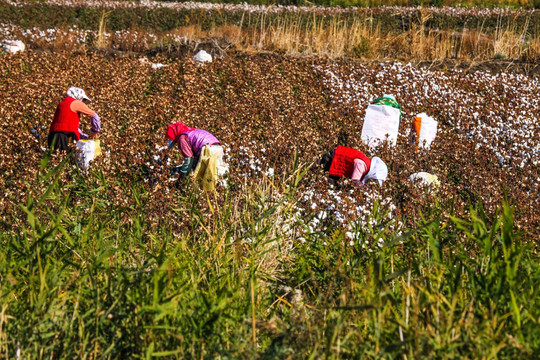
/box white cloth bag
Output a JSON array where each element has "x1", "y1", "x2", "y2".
[
  {"x1": 417, "y1": 113, "x2": 438, "y2": 149},
  {"x1": 361, "y1": 104, "x2": 401, "y2": 148},
  {"x1": 208, "y1": 144, "x2": 228, "y2": 176},
  {"x1": 76, "y1": 140, "x2": 98, "y2": 170},
  {"x1": 1, "y1": 40, "x2": 25, "y2": 54},
  {"x1": 193, "y1": 50, "x2": 212, "y2": 63}
]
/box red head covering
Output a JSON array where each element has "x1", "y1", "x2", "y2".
[{"x1": 165, "y1": 122, "x2": 195, "y2": 142}]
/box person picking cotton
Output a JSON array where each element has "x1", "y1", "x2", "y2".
[
  {"x1": 48, "y1": 87, "x2": 101, "y2": 153},
  {"x1": 320, "y1": 146, "x2": 388, "y2": 188},
  {"x1": 165, "y1": 122, "x2": 227, "y2": 190}
]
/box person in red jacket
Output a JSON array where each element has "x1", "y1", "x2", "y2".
[
  {"x1": 321, "y1": 146, "x2": 388, "y2": 187},
  {"x1": 48, "y1": 87, "x2": 101, "y2": 152}
]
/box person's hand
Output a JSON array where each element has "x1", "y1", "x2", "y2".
[{"x1": 353, "y1": 179, "x2": 366, "y2": 188}]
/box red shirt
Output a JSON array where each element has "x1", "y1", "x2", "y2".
[
  {"x1": 329, "y1": 146, "x2": 372, "y2": 179},
  {"x1": 49, "y1": 97, "x2": 81, "y2": 140}
]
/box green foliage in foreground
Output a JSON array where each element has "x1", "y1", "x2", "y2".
[{"x1": 0, "y1": 158, "x2": 539, "y2": 359}]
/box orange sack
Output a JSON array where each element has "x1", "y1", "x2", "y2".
[{"x1": 411, "y1": 116, "x2": 422, "y2": 151}]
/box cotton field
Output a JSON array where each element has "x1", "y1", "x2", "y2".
[
  {"x1": 316, "y1": 62, "x2": 540, "y2": 168},
  {"x1": 1, "y1": 49, "x2": 538, "y2": 242}
]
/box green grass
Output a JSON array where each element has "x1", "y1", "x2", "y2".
[{"x1": 0, "y1": 155, "x2": 539, "y2": 358}]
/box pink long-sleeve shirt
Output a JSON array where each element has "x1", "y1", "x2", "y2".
[
  {"x1": 179, "y1": 134, "x2": 194, "y2": 158},
  {"x1": 351, "y1": 158, "x2": 368, "y2": 181}
]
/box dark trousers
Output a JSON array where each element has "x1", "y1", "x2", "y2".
[{"x1": 48, "y1": 132, "x2": 75, "y2": 152}]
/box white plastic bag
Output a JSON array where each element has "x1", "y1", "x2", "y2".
[
  {"x1": 416, "y1": 113, "x2": 438, "y2": 149},
  {"x1": 76, "y1": 140, "x2": 101, "y2": 171},
  {"x1": 361, "y1": 104, "x2": 401, "y2": 148},
  {"x1": 1, "y1": 40, "x2": 25, "y2": 54},
  {"x1": 193, "y1": 50, "x2": 212, "y2": 64},
  {"x1": 209, "y1": 145, "x2": 228, "y2": 176},
  {"x1": 138, "y1": 57, "x2": 168, "y2": 69}
]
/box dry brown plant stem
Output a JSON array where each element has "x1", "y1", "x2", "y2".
[{"x1": 97, "y1": 10, "x2": 112, "y2": 49}]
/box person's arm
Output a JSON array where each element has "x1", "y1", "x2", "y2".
[
  {"x1": 351, "y1": 158, "x2": 368, "y2": 187},
  {"x1": 71, "y1": 100, "x2": 101, "y2": 134},
  {"x1": 70, "y1": 100, "x2": 96, "y2": 117},
  {"x1": 78, "y1": 129, "x2": 89, "y2": 139},
  {"x1": 90, "y1": 113, "x2": 101, "y2": 135},
  {"x1": 178, "y1": 158, "x2": 194, "y2": 176},
  {"x1": 178, "y1": 134, "x2": 193, "y2": 158},
  {"x1": 178, "y1": 134, "x2": 195, "y2": 175}
]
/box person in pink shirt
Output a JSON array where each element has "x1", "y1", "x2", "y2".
[
  {"x1": 165, "y1": 122, "x2": 224, "y2": 179},
  {"x1": 48, "y1": 87, "x2": 101, "y2": 152}
]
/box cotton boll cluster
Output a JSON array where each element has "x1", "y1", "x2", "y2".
[
  {"x1": 294, "y1": 178, "x2": 401, "y2": 248},
  {"x1": 0, "y1": 22, "x2": 172, "y2": 52},
  {"x1": 232, "y1": 141, "x2": 269, "y2": 178},
  {"x1": 316, "y1": 62, "x2": 540, "y2": 169}
]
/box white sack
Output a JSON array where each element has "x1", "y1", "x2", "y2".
[
  {"x1": 1, "y1": 40, "x2": 25, "y2": 54},
  {"x1": 417, "y1": 113, "x2": 438, "y2": 149},
  {"x1": 193, "y1": 50, "x2": 212, "y2": 63},
  {"x1": 76, "y1": 140, "x2": 97, "y2": 170},
  {"x1": 361, "y1": 104, "x2": 401, "y2": 148},
  {"x1": 209, "y1": 145, "x2": 229, "y2": 176},
  {"x1": 138, "y1": 57, "x2": 168, "y2": 69}
]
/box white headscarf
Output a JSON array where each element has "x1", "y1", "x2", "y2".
[
  {"x1": 362, "y1": 157, "x2": 388, "y2": 186},
  {"x1": 66, "y1": 87, "x2": 91, "y2": 102}
]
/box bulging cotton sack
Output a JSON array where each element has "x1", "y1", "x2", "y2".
[
  {"x1": 193, "y1": 50, "x2": 212, "y2": 64},
  {"x1": 1, "y1": 40, "x2": 25, "y2": 54},
  {"x1": 361, "y1": 104, "x2": 401, "y2": 148},
  {"x1": 411, "y1": 113, "x2": 438, "y2": 150},
  {"x1": 76, "y1": 139, "x2": 102, "y2": 171}
]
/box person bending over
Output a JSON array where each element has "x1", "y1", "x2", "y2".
[
  {"x1": 320, "y1": 146, "x2": 387, "y2": 187},
  {"x1": 165, "y1": 122, "x2": 226, "y2": 181},
  {"x1": 48, "y1": 87, "x2": 101, "y2": 152}
]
